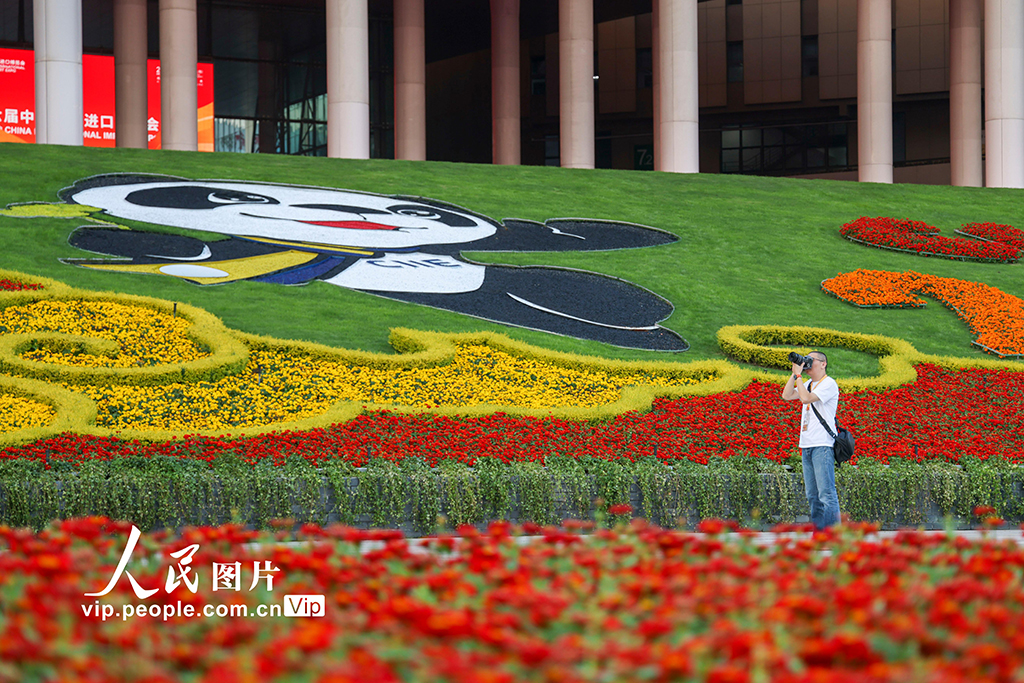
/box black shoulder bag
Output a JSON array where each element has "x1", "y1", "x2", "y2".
[{"x1": 809, "y1": 403, "x2": 855, "y2": 467}]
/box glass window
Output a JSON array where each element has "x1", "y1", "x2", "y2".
[
  {"x1": 722, "y1": 129, "x2": 741, "y2": 149},
  {"x1": 531, "y1": 56, "x2": 546, "y2": 95},
  {"x1": 727, "y1": 42, "x2": 744, "y2": 83},
  {"x1": 636, "y1": 48, "x2": 653, "y2": 89},
  {"x1": 721, "y1": 149, "x2": 740, "y2": 173},
  {"x1": 802, "y1": 36, "x2": 818, "y2": 77}
]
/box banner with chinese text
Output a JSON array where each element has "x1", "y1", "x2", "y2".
[{"x1": 0, "y1": 48, "x2": 213, "y2": 150}]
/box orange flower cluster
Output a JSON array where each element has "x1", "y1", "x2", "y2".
[{"x1": 822, "y1": 269, "x2": 1024, "y2": 357}]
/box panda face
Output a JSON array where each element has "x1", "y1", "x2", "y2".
[{"x1": 67, "y1": 180, "x2": 498, "y2": 249}]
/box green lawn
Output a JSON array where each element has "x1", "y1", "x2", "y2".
[{"x1": 1, "y1": 141, "x2": 1021, "y2": 377}]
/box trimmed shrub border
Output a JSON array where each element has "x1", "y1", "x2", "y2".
[{"x1": 1, "y1": 455, "x2": 1019, "y2": 533}]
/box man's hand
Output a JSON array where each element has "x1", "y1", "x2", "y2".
[{"x1": 791, "y1": 362, "x2": 804, "y2": 377}]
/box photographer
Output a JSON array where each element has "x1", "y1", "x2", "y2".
[{"x1": 782, "y1": 351, "x2": 841, "y2": 529}]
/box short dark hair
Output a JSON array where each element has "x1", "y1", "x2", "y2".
[{"x1": 810, "y1": 351, "x2": 828, "y2": 365}]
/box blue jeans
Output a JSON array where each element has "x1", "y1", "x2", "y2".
[{"x1": 802, "y1": 446, "x2": 840, "y2": 529}]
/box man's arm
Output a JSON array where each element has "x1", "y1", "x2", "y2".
[{"x1": 782, "y1": 363, "x2": 821, "y2": 403}]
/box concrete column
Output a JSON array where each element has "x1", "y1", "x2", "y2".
[
  {"x1": 394, "y1": 0, "x2": 426, "y2": 160},
  {"x1": 114, "y1": 0, "x2": 148, "y2": 149},
  {"x1": 490, "y1": 0, "x2": 521, "y2": 165},
  {"x1": 33, "y1": 0, "x2": 83, "y2": 145},
  {"x1": 856, "y1": 0, "x2": 892, "y2": 183},
  {"x1": 558, "y1": 0, "x2": 594, "y2": 169},
  {"x1": 652, "y1": 0, "x2": 661, "y2": 170},
  {"x1": 950, "y1": 0, "x2": 983, "y2": 187},
  {"x1": 985, "y1": 0, "x2": 1024, "y2": 188},
  {"x1": 326, "y1": 0, "x2": 370, "y2": 159},
  {"x1": 655, "y1": 0, "x2": 699, "y2": 173},
  {"x1": 159, "y1": 0, "x2": 198, "y2": 151}
]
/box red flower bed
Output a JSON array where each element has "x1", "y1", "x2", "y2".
[
  {"x1": 957, "y1": 222, "x2": 1024, "y2": 250},
  {"x1": 2, "y1": 517, "x2": 1024, "y2": 682},
  {"x1": 0, "y1": 278, "x2": 43, "y2": 291},
  {"x1": 840, "y1": 217, "x2": 1021, "y2": 262},
  {"x1": 4, "y1": 364, "x2": 1023, "y2": 466}
]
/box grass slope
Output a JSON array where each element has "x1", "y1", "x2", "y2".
[{"x1": 1, "y1": 142, "x2": 1022, "y2": 378}]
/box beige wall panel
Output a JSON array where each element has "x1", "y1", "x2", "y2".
[
  {"x1": 920, "y1": 24, "x2": 945, "y2": 69},
  {"x1": 763, "y1": 37, "x2": 782, "y2": 80},
  {"x1": 895, "y1": 0, "x2": 920, "y2": 27},
  {"x1": 746, "y1": 38, "x2": 764, "y2": 81},
  {"x1": 745, "y1": 4, "x2": 763, "y2": 35},
  {"x1": 920, "y1": 68, "x2": 945, "y2": 91},
  {"x1": 897, "y1": 70, "x2": 922, "y2": 91},
  {"x1": 746, "y1": 81, "x2": 763, "y2": 103},
  {"x1": 636, "y1": 12, "x2": 652, "y2": 48},
  {"x1": 895, "y1": 26, "x2": 920, "y2": 71},
  {"x1": 821, "y1": 75, "x2": 839, "y2": 99},
  {"x1": 820, "y1": 30, "x2": 839, "y2": 77},
  {"x1": 838, "y1": 73, "x2": 858, "y2": 96},
  {"x1": 837, "y1": 0, "x2": 857, "y2": 30},
  {"x1": 819, "y1": 0, "x2": 838, "y2": 32},
  {"x1": 763, "y1": 2, "x2": 781, "y2": 37},
  {"x1": 708, "y1": 0, "x2": 724, "y2": 37},
  {"x1": 781, "y1": 1, "x2": 801, "y2": 34},
  {"x1": 763, "y1": 79, "x2": 781, "y2": 101},
  {"x1": 837, "y1": 30, "x2": 857, "y2": 75},
  {"x1": 781, "y1": 35, "x2": 801, "y2": 75},
  {"x1": 921, "y1": 0, "x2": 946, "y2": 25},
  {"x1": 782, "y1": 77, "x2": 801, "y2": 100}
]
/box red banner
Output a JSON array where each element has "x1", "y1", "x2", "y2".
[
  {"x1": 0, "y1": 48, "x2": 213, "y2": 151},
  {"x1": 0, "y1": 48, "x2": 36, "y2": 144}
]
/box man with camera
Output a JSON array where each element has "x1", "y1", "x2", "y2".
[{"x1": 782, "y1": 351, "x2": 841, "y2": 529}]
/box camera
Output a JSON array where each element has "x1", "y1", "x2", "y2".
[{"x1": 788, "y1": 352, "x2": 814, "y2": 370}]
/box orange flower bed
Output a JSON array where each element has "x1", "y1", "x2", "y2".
[{"x1": 822, "y1": 269, "x2": 1024, "y2": 358}]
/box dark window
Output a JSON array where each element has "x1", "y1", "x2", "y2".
[
  {"x1": 531, "y1": 55, "x2": 546, "y2": 95},
  {"x1": 726, "y1": 0, "x2": 742, "y2": 5},
  {"x1": 721, "y1": 123, "x2": 849, "y2": 175},
  {"x1": 545, "y1": 135, "x2": 559, "y2": 166},
  {"x1": 802, "y1": 36, "x2": 818, "y2": 77},
  {"x1": 893, "y1": 112, "x2": 906, "y2": 163},
  {"x1": 727, "y1": 41, "x2": 743, "y2": 83},
  {"x1": 636, "y1": 48, "x2": 653, "y2": 89}
]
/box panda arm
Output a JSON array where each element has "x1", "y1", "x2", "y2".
[{"x1": 459, "y1": 218, "x2": 678, "y2": 252}]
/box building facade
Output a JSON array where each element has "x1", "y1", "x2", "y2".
[{"x1": 0, "y1": 0, "x2": 1014, "y2": 186}]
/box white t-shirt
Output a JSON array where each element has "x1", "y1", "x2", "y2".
[{"x1": 798, "y1": 375, "x2": 839, "y2": 449}]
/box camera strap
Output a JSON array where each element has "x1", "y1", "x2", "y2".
[{"x1": 809, "y1": 403, "x2": 838, "y2": 439}]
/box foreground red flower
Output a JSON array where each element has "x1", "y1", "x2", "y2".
[{"x1": 1, "y1": 518, "x2": 1023, "y2": 682}]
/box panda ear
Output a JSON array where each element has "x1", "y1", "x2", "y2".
[{"x1": 59, "y1": 173, "x2": 188, "y2": 203}]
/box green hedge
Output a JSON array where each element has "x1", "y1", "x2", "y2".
[{"x1": 2, "y1": 454, "x2": 1019, "y2": 533}]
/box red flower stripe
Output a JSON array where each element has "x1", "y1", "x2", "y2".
[
  {"x1": 3, "y1": 364, "x2": 1022, "y2": 466},
  {"x1": 0, "y1": 278, "x2": 43, "y2": 291},
  {"x1": 840, "y1": 217, "x2": 1021, "y2": 262},
  {"x1": 822, "y1": 270, "x2": 1024, "y2": 357}
]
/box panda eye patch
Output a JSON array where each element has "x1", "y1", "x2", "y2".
[
  {"x1": 386, "y1": 204, "x2": 477, "y2": 227},
  {"x1": 125, "y1": 186, "x2": 280, "y2": 209}
]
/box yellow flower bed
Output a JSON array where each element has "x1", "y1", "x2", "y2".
[
  {"x1": 0, "y1": 300, "x2": 206, "y2": 367},
  {"x1": 0, "y1": 394, "x2": 55, "y2": 431},
  {"x1": 73, "y1": 345, "x2": 703, "y2": 431}
]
